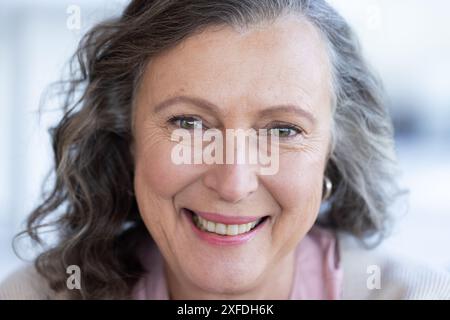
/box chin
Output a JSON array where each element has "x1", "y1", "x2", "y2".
[{"x1": 180, "y1": 254, "x2": 267, "y2": 296}]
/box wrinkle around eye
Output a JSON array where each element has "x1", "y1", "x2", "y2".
[
  {"x1": 275, "y1": 131, "x2": 324, "y2": 154},
  {"x1": 137, "y1": 119, "x2": 178, "y2": 148}
]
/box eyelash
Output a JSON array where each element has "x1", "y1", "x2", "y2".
[
  {"x1": 167, "y1": 115, "x2": 208, "y2": 130},
  {"x1": 266, "y1": 123, "x2": 304, "y2": 139},
  {"x1": 167, "y1": 115, "x2": 305, "y2": 138}
]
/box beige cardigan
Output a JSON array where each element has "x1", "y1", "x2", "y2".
[{"x1": 1, "y1": 233, "x2": 450, "y2": 300}]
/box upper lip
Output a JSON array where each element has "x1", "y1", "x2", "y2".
[{"x1": 184, "y1": 208, "x2": 266, "y2": 225}]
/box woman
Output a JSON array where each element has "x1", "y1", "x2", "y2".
[{"x1": 1, "y1": 0, "x2": 449, "y2": 300}]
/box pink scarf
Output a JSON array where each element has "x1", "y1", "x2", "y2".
[{"x1": 132, "y1": 226, "x2": 343, "y2": 299}]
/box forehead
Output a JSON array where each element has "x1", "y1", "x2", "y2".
[{"x1": 142, "y1": 15, "x2": 332, "y2": 115}]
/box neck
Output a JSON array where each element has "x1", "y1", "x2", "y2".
[{"x1": 165, "y1": 251, "x2": 296, "y2": 300}]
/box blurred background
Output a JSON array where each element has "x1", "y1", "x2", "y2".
[{"x1": 1, "y1": 0, "x2": 449, "y2": 282}]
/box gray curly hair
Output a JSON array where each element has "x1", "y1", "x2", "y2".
[{"x1": 18, "y1": 0, "x2": 404, "y2": 299}]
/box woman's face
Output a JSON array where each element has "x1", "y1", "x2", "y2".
[{"x1": 133, "y1": 16, "x2": 333, "y2": 296}]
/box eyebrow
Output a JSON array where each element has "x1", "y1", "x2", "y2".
[
  {"x1": 153, "y1": 95, "x2": 221, "y2": 115},
  {"x1": 258, "y1": 105, "x2": 316, "y2": 125},
  {"x1": 152, "y1": 95, "x2": 316, "y2": 125}
]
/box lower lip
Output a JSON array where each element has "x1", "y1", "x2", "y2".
[{"x1": 183, "y1": 209, "x2": 267, "y2": 246}]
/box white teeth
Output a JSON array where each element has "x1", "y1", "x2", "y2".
[
  {"x1": 206, "y1": 221, "x2": 215, "y2": 232},
  {"x1": 193, "y1": 213, "x2": 262, "y2": 236},
  {"x1": 215, "y1": 223, "x2": 227, "y2": 235},
  {"x1": 227, "y1": 225, "x2": 238, "y2": 236}
]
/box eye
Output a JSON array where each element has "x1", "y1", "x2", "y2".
[
  {"x1": 268, "y1": 124, "x2": 303, "y2": 138},
  {"x1": 168, "y1": 115, "x2": 204, "y2": 130}
]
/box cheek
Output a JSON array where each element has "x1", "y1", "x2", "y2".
[
  {"x1": 270, "y1": 152, "x2": 325, "y2": 211},
  {"x1": 263, "y1": 152, "x2": 326, "y2": 256},
  {"x1": 133, "y1": 137, "x2": 204, "y2": 249},
  {"x1": 134, "y1": 137, "x2": 199, "y2": 200}
]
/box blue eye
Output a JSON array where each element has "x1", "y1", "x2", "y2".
[{"x1": 169, "y1": 116, "x2": 204, "y2": 130}]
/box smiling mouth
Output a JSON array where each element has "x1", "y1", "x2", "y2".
[{"x1": 183, "y1": 208, "x2": 268, "y2": 237}]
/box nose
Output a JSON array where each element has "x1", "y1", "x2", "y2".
[{"x1": 202, "y1": 163, "x2": 259, "y2": 203}]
